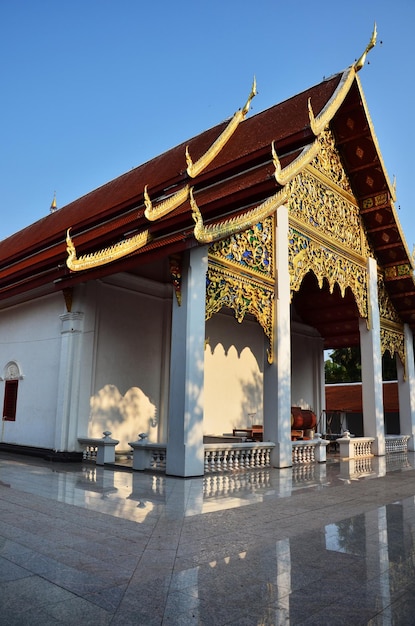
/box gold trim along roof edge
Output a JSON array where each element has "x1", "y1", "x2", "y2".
[
  {"x1": 66, "y1": 228, "x2": 152, "y2": 272},
  {"x1": 191, "y1": 186, "x2": 289, "y2": 244},
  {"x1": 355, "y1": 72, "x2": 414, "y2": 271},
  {"x1": 272, "y1": 139, "x2": 320, "y2": 185},
  {"x1": 186, "y1": 77, "x2": 257, "y2": 179},
  {"x1": 308, "y1": 67, "x2": 356, "y2": 136}
]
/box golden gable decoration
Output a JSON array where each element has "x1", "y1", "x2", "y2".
[{"x1": 207, "y1": 215, "x2": 276, "y2": 362}]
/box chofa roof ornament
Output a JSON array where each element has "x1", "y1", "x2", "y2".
[
  {"x1": 308, "y1": 23, "x2": 377, "y2": 136},
  {"x1": 185, "y1": 77, "x2": 257, "y2": 178},
  {"x1": 354, "y1": 22, "x2": 377, "y2": 72}
]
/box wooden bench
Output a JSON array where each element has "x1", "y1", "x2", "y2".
[{"x1": 232, "y1": 426, "x2": 263, "y2": 441}]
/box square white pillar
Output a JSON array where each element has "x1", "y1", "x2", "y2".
[
  {"x1": 55, "y1": 312, "x2": 84, "y2": 452},
  {"x1": 263, "y1": 206, "x2": 292, "y2": 468},
  {"x1": 359, "y1": 257, "x2": 385, "y2": 456},
  {"x1": 166, "y1": 246, "x2": 208, "y2": 477},
  {"x1": 397, "y1": 324, "x2": 415, "y2": 450}
]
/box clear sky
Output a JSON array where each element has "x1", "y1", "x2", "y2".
[{"x1": 1, "y1": 0, "x2": 414, "y2": 251}]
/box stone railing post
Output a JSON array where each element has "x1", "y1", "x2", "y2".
[
  {"x1": 313, "y1": 434, "x2": 329, "y2": 463},
  {"x1": 78, "y1": 431, "x2": 119, "y2": 465},
  {"x1": 129, "y1": 434, "x2": 152, "y2": 470}
]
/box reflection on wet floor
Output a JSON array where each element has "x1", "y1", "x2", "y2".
[
  {"x1": 3, "y1": 451, "x2": 415, "y2": 623},
  {"x1": 1, "y1": 451, "x2": 415, "y2": 522}
]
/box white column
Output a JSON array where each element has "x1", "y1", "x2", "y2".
[
  {"x1": 397, "y1": 324, "x2": 415, "y2": 450},
  {"x1": 166, "y1": 246, "x2": 208, "y2": 477},
  {"x1": 359, "y1": 257, "x2": 385, "y2": 455},
  {"x1": 54, "y1": 312, "x2": 84, "y2": 452},
  {"x1": 315, "y1": 339, "x2": 325, "y2": 426},
  {"x1": 263, "y1": 205, "x2": 292, "y2": 467}
]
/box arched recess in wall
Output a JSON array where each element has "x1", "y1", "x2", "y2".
[{"x1": 1, "y1": 361, "x2": 24, "y2": 422}]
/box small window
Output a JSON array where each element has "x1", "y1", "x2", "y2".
[{"x1": 3, "y1": 379, "x2": 18, "y2": 421}]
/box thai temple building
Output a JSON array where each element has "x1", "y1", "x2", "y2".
[{"x1": 1, "y1": 29, "x2": 415, "y2": 476}]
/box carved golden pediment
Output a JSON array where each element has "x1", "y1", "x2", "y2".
[
  {"x1": 209, "y1": 216, "x2": 275, "y2": 282},
  {"x1": 206, "y1": 262, "x2": 275, "y2": 363},
  {"x1": 378, "y1": 275, "x2": 402, "y2": 324},
  {"x1": 310, "y1": 129, "x2": 353, "y2": 194},
  {"x1": 289, "y1": 170, "x2": 368, "y2": 257},
  {"x1": 380, "y1": 325, "x2": 405, "y2": 369},
  {"x1": 288, "y1": 227, "x2": 368, "y2": 320},
  {"x1": 206, "y1": 213, "x2": 276, "y2": 362}
]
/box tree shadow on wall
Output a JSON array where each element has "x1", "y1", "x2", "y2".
[{"x1": 89, "y1": 384, "x2": 157, "y2": 449}]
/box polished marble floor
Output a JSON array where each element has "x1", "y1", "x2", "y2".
[{"x1": 2, "y1": 451, "x2": 415, "y2": 624}]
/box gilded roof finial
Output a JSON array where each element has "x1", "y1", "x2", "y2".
[
  {"x1": 241, "y1": 76, "x2": 257, "y2": 116},
  {"x1": 354, "y1": 22, "x2": 377, "y2": 72},
  {"x1": 50, "y1": 192, "x2": 58, "y2": 213},
  {"x1": 186, "y1": 77, "x2": 258, "y2": 178}
]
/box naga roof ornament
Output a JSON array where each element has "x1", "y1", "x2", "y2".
[
  {"x1": 144, "y1": 184, "x2": 190, "y2": 221},
  {"x1": 185, "y1": 77, "x2": 257, "y2": 178},
  {"x1": 143, "y1": 78, "x2": 257, "y2": 223},
  {"x1": 66, "y1": 228, "x2": 151, "y2": 272},
  {"x1": 308, "y1": 23, "x2": 377, "y2": 136},
  {"x1": 272, "y1": 139, "x2": 320, "y2": 185},
  {"x1": 191, "y1": 185, "x2": 289, "y2": 244}
]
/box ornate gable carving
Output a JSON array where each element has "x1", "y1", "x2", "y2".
[
  {"x1": 287, "y1": 127, "x2": 371, "y2": 321},
  {"x1": 207, "y1": 216, "x2": 275, "y2": 362},
  {"x1": 312, "y1": 129, "x2": 353, "y2": 193},
  {"x1": 377, "y1": 274, "x2": 405, "y2": 365},
  {"x1": 208, "y1": 217, "x2": 275, "y2": 281}
]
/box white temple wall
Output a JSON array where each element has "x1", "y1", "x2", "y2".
[
  {"x1": 291, "y1": 321, "x2": 324, "y2": 417},
  {"x1": 86, "y1": 276, "x2": 171, "y2": 449},
  {"x1": 0, "y1": 293, "x2": 63, "y2": 449},
  {"x1": 204, "y1": 311, "x2": 264, "y2": 434},
  {"x1": 204, "y1": 312, "x2": 324, "y2": 436}
]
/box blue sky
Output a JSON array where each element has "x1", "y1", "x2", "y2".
[{"x1": 1, "y1": 1, "x2": 414, "y2": 251}]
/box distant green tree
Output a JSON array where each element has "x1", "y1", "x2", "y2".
[
  {"x1": 325, "y1": 347, "x2": 397, "y2": 383},
  {"x1": 382, "y1": 351, "x2": 397, "y2": 381},
  {"x1": 325, "y1": 347, "x2": 361, "y2": 383}
]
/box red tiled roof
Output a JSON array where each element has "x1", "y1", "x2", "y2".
[
  {"x1": 1, "y1": 67, "x2": 414, "y2": 346},
  {"x1": 0, "y1": 74, "x2": 342, "y2": 268}
]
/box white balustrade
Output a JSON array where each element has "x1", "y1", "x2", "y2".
[
  {"x1": 129, "y1": 438, "x2": 333, "y2": 473},
  {"x1": 203, "y1": 442, "x2": 275, "y2": 473},
  {"x1": 81, "y1": 445, "x2": 97, "y2": 462},
  {"x1": 292, "y1": 437, "x2": 329, "y2": 465},
  {"x1": 337, "y1": 433, "x2": 374, "y2": 459},
  {"x1": 385, "y1": 435, "x2": 410, "y2": 454}
]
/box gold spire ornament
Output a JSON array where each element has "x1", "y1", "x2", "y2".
[
  {"x1": 186, "y1": 77, "x2": 257, "y2": 178},
  {"x1": 50, "y1": 193, "x2": 58, "y2": 213}
]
